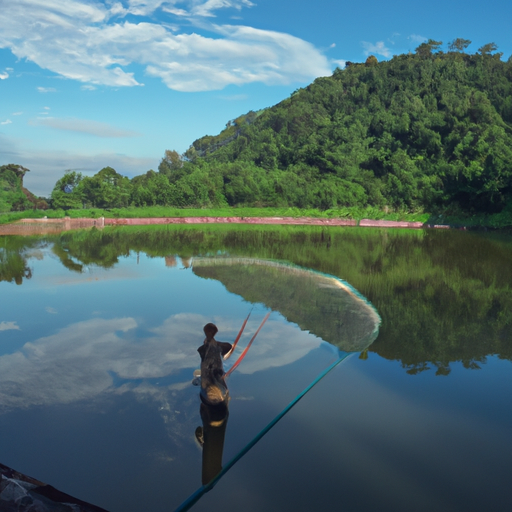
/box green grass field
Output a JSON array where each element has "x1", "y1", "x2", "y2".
[{"x1": 1, "y1": 205, "x2": 512, "y2": 229}]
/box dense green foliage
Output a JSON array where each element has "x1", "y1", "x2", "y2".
[
  {"x1": 3, "y1": 225, "x2": 511, "y2": 372},
  {"x1": 0, "y1": 164, "x2": 47, "y2": 212},
  {"x1": 50, "y1": 167, "x2": 132, "y2": 210}
]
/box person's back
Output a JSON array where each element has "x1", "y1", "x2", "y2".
[{"x1": 197, "y1": 323, "x2": 232, "y2": 406}]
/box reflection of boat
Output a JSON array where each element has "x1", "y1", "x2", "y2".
[
  {"x1": 193, "y1": 258, "x2": 381, "y2": 352},
  {"x1": 0, "y1": 462, "x2": 107, "y2": 511}
]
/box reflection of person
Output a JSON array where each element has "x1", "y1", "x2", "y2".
[
  {"x1": 195, "y1": 323, "x2": 232, "y2": 484},
  {"x1": 195, "y1": 401, "x2": 229, "y2": 485}
]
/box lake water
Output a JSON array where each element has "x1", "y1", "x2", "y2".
[{"x1": 1, "y1": 225, "x2": 511, "y2": 512}]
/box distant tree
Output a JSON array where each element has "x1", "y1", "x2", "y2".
[
  {"x1": 0, "y1": 164, "x2": 32, "y2": 212},
  {"x1": 158, "y1": 150, "x2": 183, "y2": 177},
  {"x1": 365, "y1": 55, "x2": 378, "y2": 67},
  {"x1": 80, "y1": 167, "x2": 132, "y2": 209},
  {"x1": 183, "y1": 145, "x2": 198, "y2": 162},
  {"x1": 50, "y1": 170, "x2": 84, "y2": 209},
  {"x1": 415, "y1": 39, "x2": 443, "y2": 58},
  {"x1": 130, "y1": 170, "x2": 182, "y2": 206},
  {"x1": 158, "y1": 45, "x2": 512, "y2": 214},
  {"x1": 478, "y1": 42, "x2": 498, "y2": 55},
  {"x1": 448, "y1": 38, "x2": 471, "y2": 52}
]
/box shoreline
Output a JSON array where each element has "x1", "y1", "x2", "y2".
[{"x1": 0, "y1": 216, "x2": 449, "y2": 236}]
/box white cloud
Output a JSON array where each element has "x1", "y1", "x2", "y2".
[
  {"x1": 80, "y1": 84, "x2": 97, "y2": 90},
  {"x1": 0, "y1": 321, "x2": 20, "y2": 331},
  {"x1": 0, "y1": 0, "x2": 330, "y2": 91},
  {"x1": 12, "y1": 112, "x2": 23, "y2": 115},
  {"x1": 332, "y1": 59, "x2": 346, "y2": 69},
  {"x1": 124, "y1": 0, "x2": 167, "y2": 16},
  {"x1": 108, "y1": 1, "x2": 128, "y2": 17},
  {"x1": 162, "y1": 7, "x2": 189, "y2": 16},
  {"x1": 0, "y1": 71, "x2": 8, "y2": 79},
  {"x1": 362, "y1": 40, "x2": 392, "y2": 58},
  {"x1": 29, "y1": 116, "x2": 141, "y2": 138},
  {"x1": 37, "y1": 86, "x2": 57, "y2": 93},
  {"x1": 192, "y1": 0, "x2": 255, "y2": 18},
  {"x1": 0, "y1": 317, "x2": 139, "y2": 408},
  {"x1": 0, "y1": 119, "x2": 12, "y2": 125},
  {"x1": 146, "y1": 25, "x2": 331, "y2": 91},
  {"x1": 409, "y1": 34, "x2": 427, "y2": 44}
]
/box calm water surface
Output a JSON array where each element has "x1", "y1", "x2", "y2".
[{"x1": 1, "y1": 225, "x2": 511, "y2": 512}]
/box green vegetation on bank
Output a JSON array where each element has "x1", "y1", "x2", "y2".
[
  {"x1": 0, "y1": 205, "x2": 430, "y2": 224},
  {"x1": 4, "y1": 204, "x2": 512, "y2": 229}
]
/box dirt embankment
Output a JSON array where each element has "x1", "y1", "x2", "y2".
[{"x1": 1, "y1": 216, "x2": 435, "y2": 236}]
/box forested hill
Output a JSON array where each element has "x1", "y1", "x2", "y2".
[
  {"x1": 43, "y1": 40, "x2": 512, "y2": 215},
  {"x1": 163, "y1": 40, "x2": 512, "y2": 214}
]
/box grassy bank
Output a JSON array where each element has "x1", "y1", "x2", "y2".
[
  {"x1": 1, "y1": 205, "x2": 512, "y2": 229},
  {"x1": 0, "y1": 206, "x2": 430, "y2": 225}
]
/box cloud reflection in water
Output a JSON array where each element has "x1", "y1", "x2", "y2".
[{"x1": 0, "y1": 312, "x2": 323, "y2": 410}]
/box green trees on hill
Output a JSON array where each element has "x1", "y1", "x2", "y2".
[
  {"x1": 0, "y1": 164, "x2": 47, "y2": 212},
  {"x1": 51, "y1": 171, "x2": 84, "y2": 210},
  {"x1": 51, "y1": 167, "x2": 132, "y2": 209},
  {"x1": 45, "y1": 42, "x2": 512, "y2": 214},
  {"x1": 190, "y1": 41, "x2": 512, "y2": 213}
]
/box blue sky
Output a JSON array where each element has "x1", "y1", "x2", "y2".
[{"x1": 1, "y1": 0, "x2": 511, "y2": 197}]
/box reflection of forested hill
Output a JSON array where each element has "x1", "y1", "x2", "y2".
[
  {"x1": 4, "y1": 225, "x2": 511, "y2": 374},
  {"x1": 192, "y1": 258, "x2": 380, "y2": 352}
]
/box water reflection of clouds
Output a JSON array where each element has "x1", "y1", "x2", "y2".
[
  {"x1": 0, "y1": 312, "x2": 322, "y2": 410},
  {"x1": 23, "y1": 248, "x2": 45, "y2": 261},
  {"x1": 47, "y1": 267, "x2": 145, "y2": 287},
  {"x1": 227, "y1": 319, "x2": 325, "y2": 375}
]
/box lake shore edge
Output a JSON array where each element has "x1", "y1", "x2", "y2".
[{"x1": 0, "y1": 216, "x2": 461, "y2": 236}]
